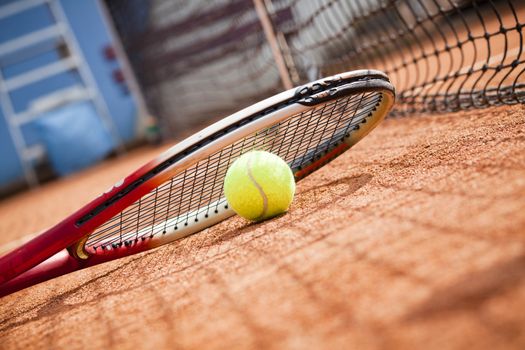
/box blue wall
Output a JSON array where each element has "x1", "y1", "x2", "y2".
[{"x1": 0, "y1": 0, "x2": 138, "y2": 186}]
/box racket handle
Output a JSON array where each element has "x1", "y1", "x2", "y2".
[{"x1": 0, "y1": 250, "x2": 80, "y2": 298}]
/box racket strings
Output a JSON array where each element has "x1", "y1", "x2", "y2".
[
  {"x1": 89, "y1": 93, "x2": 373, "y2": 241},
  {"x1": 90, "y1": 94, "x2": 374, "y2": 240},
  {"x1": 86, "y1": 91, "x2": 383, "y2": 250},
  {"x1": 89, "y1": 95, "x2": 379, "y2": 249}
]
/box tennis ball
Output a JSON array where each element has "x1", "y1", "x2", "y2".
[{"x1": 224, "y1": 151, "x2": 295, "y2": 221}]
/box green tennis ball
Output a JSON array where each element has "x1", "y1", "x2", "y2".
[{"x1": 224, "y1": 151, "x2": 295, "y2": 221}]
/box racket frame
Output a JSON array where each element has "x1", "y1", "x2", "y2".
[{"x1": 0, "y1": 69, "x2": 394, "y2": 296}]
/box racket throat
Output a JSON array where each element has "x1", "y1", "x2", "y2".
[{"x1": 67, "y1": 236, "x2": 90, "y2": 260}]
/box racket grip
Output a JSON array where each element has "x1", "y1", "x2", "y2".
[{"x1": 0, "y1": 250, "x2": 80, "y2": 298}]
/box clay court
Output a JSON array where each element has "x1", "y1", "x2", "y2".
[
  {"x1": 1, "y1": 104, "x2": 524, "y2": 349},
  {"x1": 1, "y1": 0, "x2": 525, "y2": 349}
]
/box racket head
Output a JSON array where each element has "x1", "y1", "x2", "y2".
[
  {"x1": 78, "y1": 69, "x2": 395, "y2": 256},
  {"x1": 0, "y1": 69, "x2": 395, "y2": 286}
]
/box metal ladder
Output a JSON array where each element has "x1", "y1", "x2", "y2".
[{"x1": 0, "y1": 0, "x2": 124, "y2": 187}]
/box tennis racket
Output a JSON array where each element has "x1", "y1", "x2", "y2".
[{"x1": 0, "y1": 69, "x2": 395, "y2": 297}]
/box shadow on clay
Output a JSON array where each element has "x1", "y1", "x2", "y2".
[
  {"x1": 0, "y1": 174, "x2": 374, "y2": 329},
  {"x1": 403, "y1": 252, "x2": 525, "y2": 322},
  {"x1": 206, "y1": 173, "x2": 373, "y2": 246}
]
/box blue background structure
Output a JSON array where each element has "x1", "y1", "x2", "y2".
[{"x1": 0, "y1": 0, "x2": 139, "y2": 187}]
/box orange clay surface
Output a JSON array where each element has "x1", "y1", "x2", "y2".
[{"x1": 0, "y1": 105, "x2": 524, "y2": 350}]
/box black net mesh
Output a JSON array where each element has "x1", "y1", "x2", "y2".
[
  {"x1": 105, "y1": 0, "x2": 284, "y2": 133},
  {"x1": 277, "y1": 0, "x2": 524, "y2": 114},
  {"x1": 86, "y1": 90, "x2": 385, "y2": 250},
  {"x1": 105, "y1": 0, "x2": 523, "y2": 127}
]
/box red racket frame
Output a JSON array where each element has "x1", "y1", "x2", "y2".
[{"x1": 0, "y1": 70, "x2": 395, "y2": 297}]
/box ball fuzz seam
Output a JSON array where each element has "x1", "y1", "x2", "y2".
[
  {"x1": 224, "y1": 151, "x2": 295, "y2": 222},
  {"x1": 246, "y1": 157, "x2": 269, "y2": 220}
]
